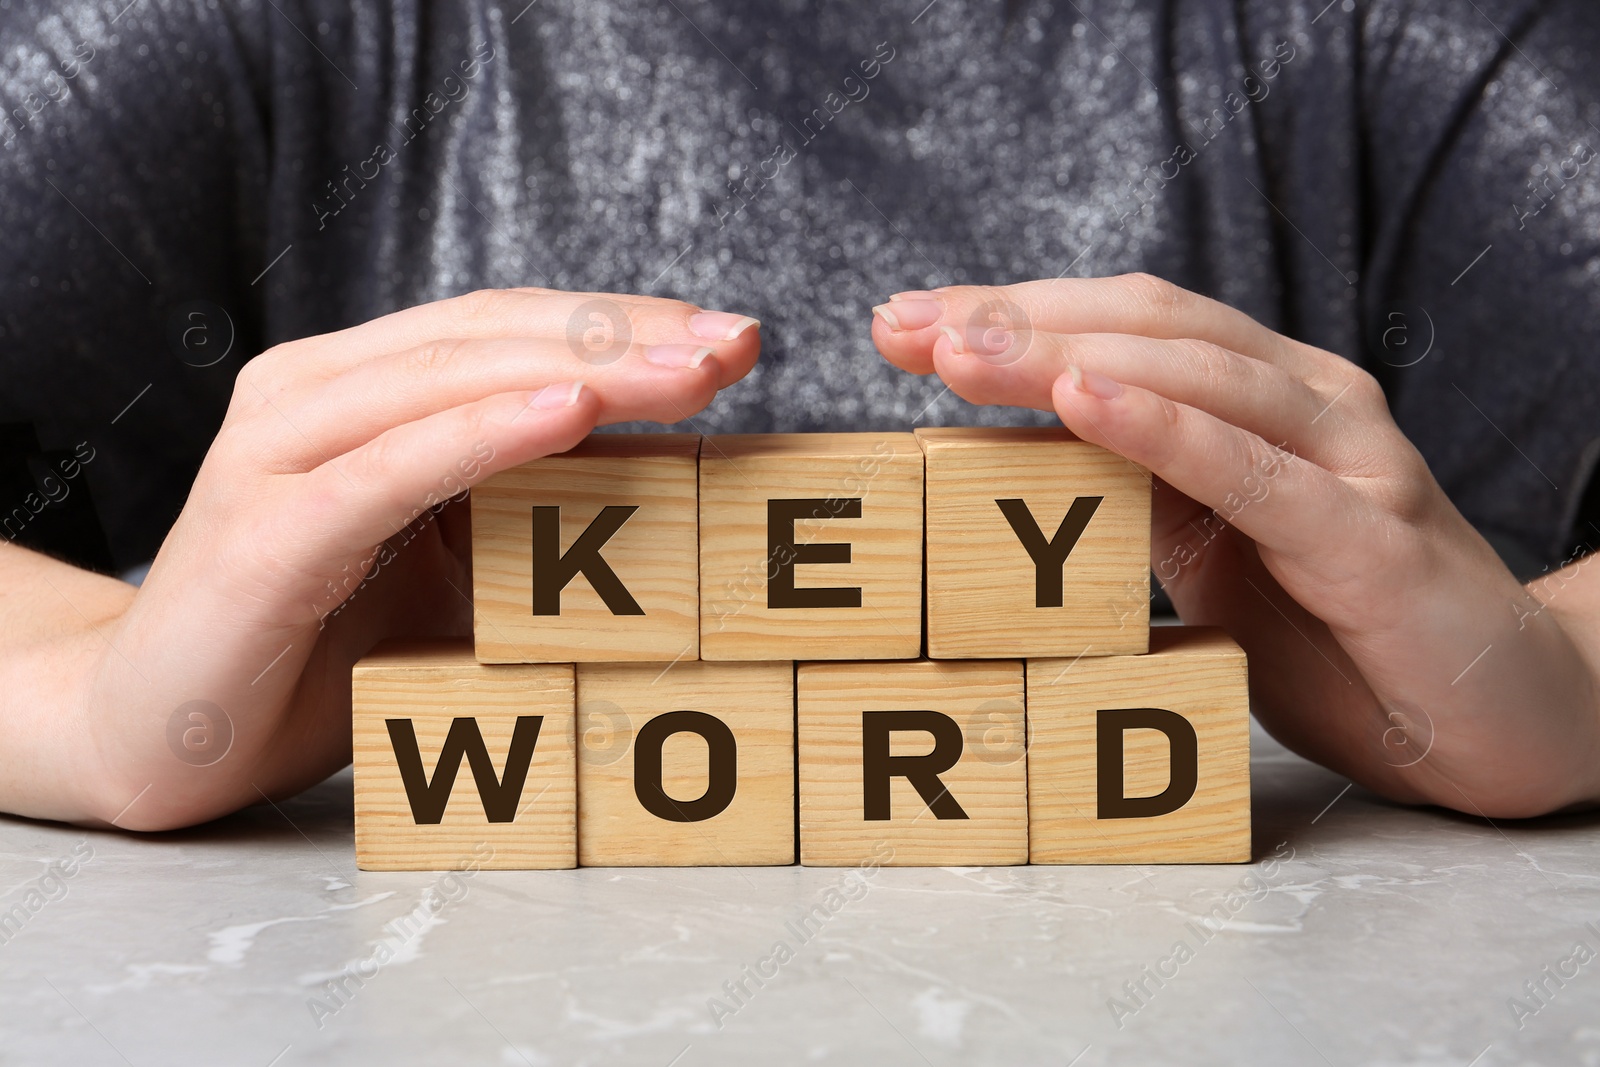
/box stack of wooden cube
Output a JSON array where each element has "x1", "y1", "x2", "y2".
[{"x1": 352, "y1": 429, "x2": 1250, "y2": 871}]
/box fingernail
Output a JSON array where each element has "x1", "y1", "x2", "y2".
[
  {"x1": 873, "y1": 299, "x2": 942, "y2": 331},
  {"x1": 529, "y1": 380, "x2": 586, "y2": 409},
  {"x1": 938, "y1": 325, "x2": 966, "y2": 355},
  {"x1": 889, "y1": 290, "x2": 939, "y2": 302},
  {"x1": 1067, "y1": 365, "x2": 1123, "y2": 400},
  {"x1": 644, "y1": 343, "x2": 714, "y2": 369},
  {"x1": 689, "y1": 311, "x2": 761, "y2": 342}
]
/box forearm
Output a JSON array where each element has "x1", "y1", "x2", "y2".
[{"x1": 0, "y1": 542, "x2": 136, "y2": 822}]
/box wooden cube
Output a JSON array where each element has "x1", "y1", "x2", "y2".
[
  {"x1": 471, "y1": 433, "x2": 701, "y2": 663},
  {"x1": 699, "y1": 433, "x2": 923, "y2": 661},
  {"x1": 917, "y1": 427, "x2": 1151, "y2": 659},
  {"x1": 1026, "y1": 626, "x2": 1250, "y2": 864},
  {"x1": 353, "y1": 639, "x2": 577, "y2": 871},
  {"x1": 575, "y1": 661, "x2": 794, "y2": 866},
  {"x1": 797, "y1": 659, "x2": 1027, "y2": 866}
]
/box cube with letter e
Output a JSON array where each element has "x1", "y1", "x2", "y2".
[{"x1": 699, "y1": 433, "x2": 923, "y2": 660}]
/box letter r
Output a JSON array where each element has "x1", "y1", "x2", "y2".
[{"x1": 861, "y1": 711, "x2": 969, "y2": 820}]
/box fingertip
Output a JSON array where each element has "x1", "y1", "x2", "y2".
[
  {"x1": 515, "y1": 379, "x2": 591, "y2": 417},
  {"x1": 712, "y1": 325, "x2": 763, "y2": 390},
  {"x1": 873, "y1": 317, "x2": 937, "y2": 375},
  {"x1": 640, "y1": 341, "x2": 739, "y2": 391},
  {"x1": 1053, "y1": 365, "x2": 1124, "y2": 402},
  {"x1": 567, "y1": 380, "x2": 600, "y2": 413},
  {"x1": 603, "y1": 358, "x2": 722, "y2": 428},
  {"x1": 926, "y1": 328, "x2": 982, "y2": 388},
  {"x1": 504, "y1": 381, "x2": 598, "y2": 447},
  {"x1": 1051, "y1": 369, "x2": 1161, "y2": 470},
  {"x1": 928, "y1": 345, "x2": 1004, "y2": 411},
  {"x1": 538, "y1": 388, "x2": 600, "y2": 454},
  {"x1": 1050, "y1": 369, "x2": 1114, "y2": 440},
  {"x1": 687, "y1": 311, "x2": 760, "y2": 343},
  {"x1": 710, "y1": 336, "x2": 759, "y2": 389}
]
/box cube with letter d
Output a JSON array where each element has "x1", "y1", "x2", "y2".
[
  {"x1": 1026, "y1": 626, "x2": 1250, "y2": 863},
  {"x1": 471, "y1": 433, "x2": 701, "y2": 663},
  {"x1": 699, "y1": 433, "x2": 923, "y2": 660},
  {"x1": 918, "y1": 427, "x2": 1151, "y2": 659}
]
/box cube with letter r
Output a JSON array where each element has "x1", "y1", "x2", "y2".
[{"x1": 797, "y1": 659, "x2": 1028, "y2": 866}]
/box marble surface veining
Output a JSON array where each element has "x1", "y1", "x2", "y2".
[{"x1": 0, "y1": 723, "x2": 1597, "y2": 1065}]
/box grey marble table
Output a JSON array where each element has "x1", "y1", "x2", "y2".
[{"x1": 1, "y1": 723, "x2": 1596, "y2": 1067}]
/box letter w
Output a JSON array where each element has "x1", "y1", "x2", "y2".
[{"x1": 385, "y1": 716, "x2": 543, "y2": 824}]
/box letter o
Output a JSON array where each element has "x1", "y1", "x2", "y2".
[{"x1": 633, "y1": 711, "x2": 737, "y2": 822}]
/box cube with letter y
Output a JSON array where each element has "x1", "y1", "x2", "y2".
[
  {"x1": 699, "y1": 433, "x2": 923, "y2": 660},
  {"x1": 472, "y1": 433, "x2": 701, "y2": 663},
  {"x1": 576, "y1": 660, "x2": 794, "y2": 866},
  {"x1": 1026, "y1": 626, "x2": 1251, "y2": 864},
  {"x1": 797, "y1": 659, "x2": 1028, "y2": 866},
  {"x1": 353, "y1": 638, "x2": 577, "y2": 870},
  {"x1": 917, "y1": 427, "x2": 1151, "y2": 659}
]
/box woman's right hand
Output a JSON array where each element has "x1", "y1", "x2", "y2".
[{"x1": 9, "y1": 287, "x2": 760, "y2": 830}]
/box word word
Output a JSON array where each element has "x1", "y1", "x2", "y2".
[
  {"x1": 713, "y1": 42, "x2": 897, "y2": 227},
  {"x1": 313, "y1": 41, "x2": 497, "y2": 230},
  {"x1": 1513, "y1": 142, "x2": 1595, "y2": 231},
  {"x1": 1, "y1": 441, "x2": 97, "y2": 543},
  {"x1": 1, "y1": 41, "x2": 95, "y2": 149},
  {"x1": 1507, "y1": 920, "x2": 1600, "y2": 1031},
  {"x1": 1112, "y1": 40, "x2": 1295, "y2": 230},
  {"x1": 0, "y1": 840, "x2": 94, "y2": 945}
]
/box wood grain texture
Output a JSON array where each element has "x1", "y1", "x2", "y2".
[
  {"x1": 471, "y1": 433, "x2": 701, "y2": 663},
  {"x1": 1026, "y1": 626, "x2": 1251, "y2": 864},
  {"x1": 917, "y1": 427, "x2": 1151, "y2": 660},
  {"x1": 575, "y1": 660, "x2": 795, "y2": 866},
  {"x1": 699, "y1": 433, "x2": 923, "y2": 661},
  {"x1": 797, "y1": 659, "x2": 1028, "y2": 866},
  {"x1": 353, "y1": 639, "x2": 577, "y2": 871}
]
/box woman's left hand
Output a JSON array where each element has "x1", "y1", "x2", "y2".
[{"x1": 872, "y1": 274, "x2": 1600, "y2": 818}]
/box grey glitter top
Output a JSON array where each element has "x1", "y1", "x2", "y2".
[{"x1": 0, "y1": 0, "x2": 1596, "y2": 577}]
